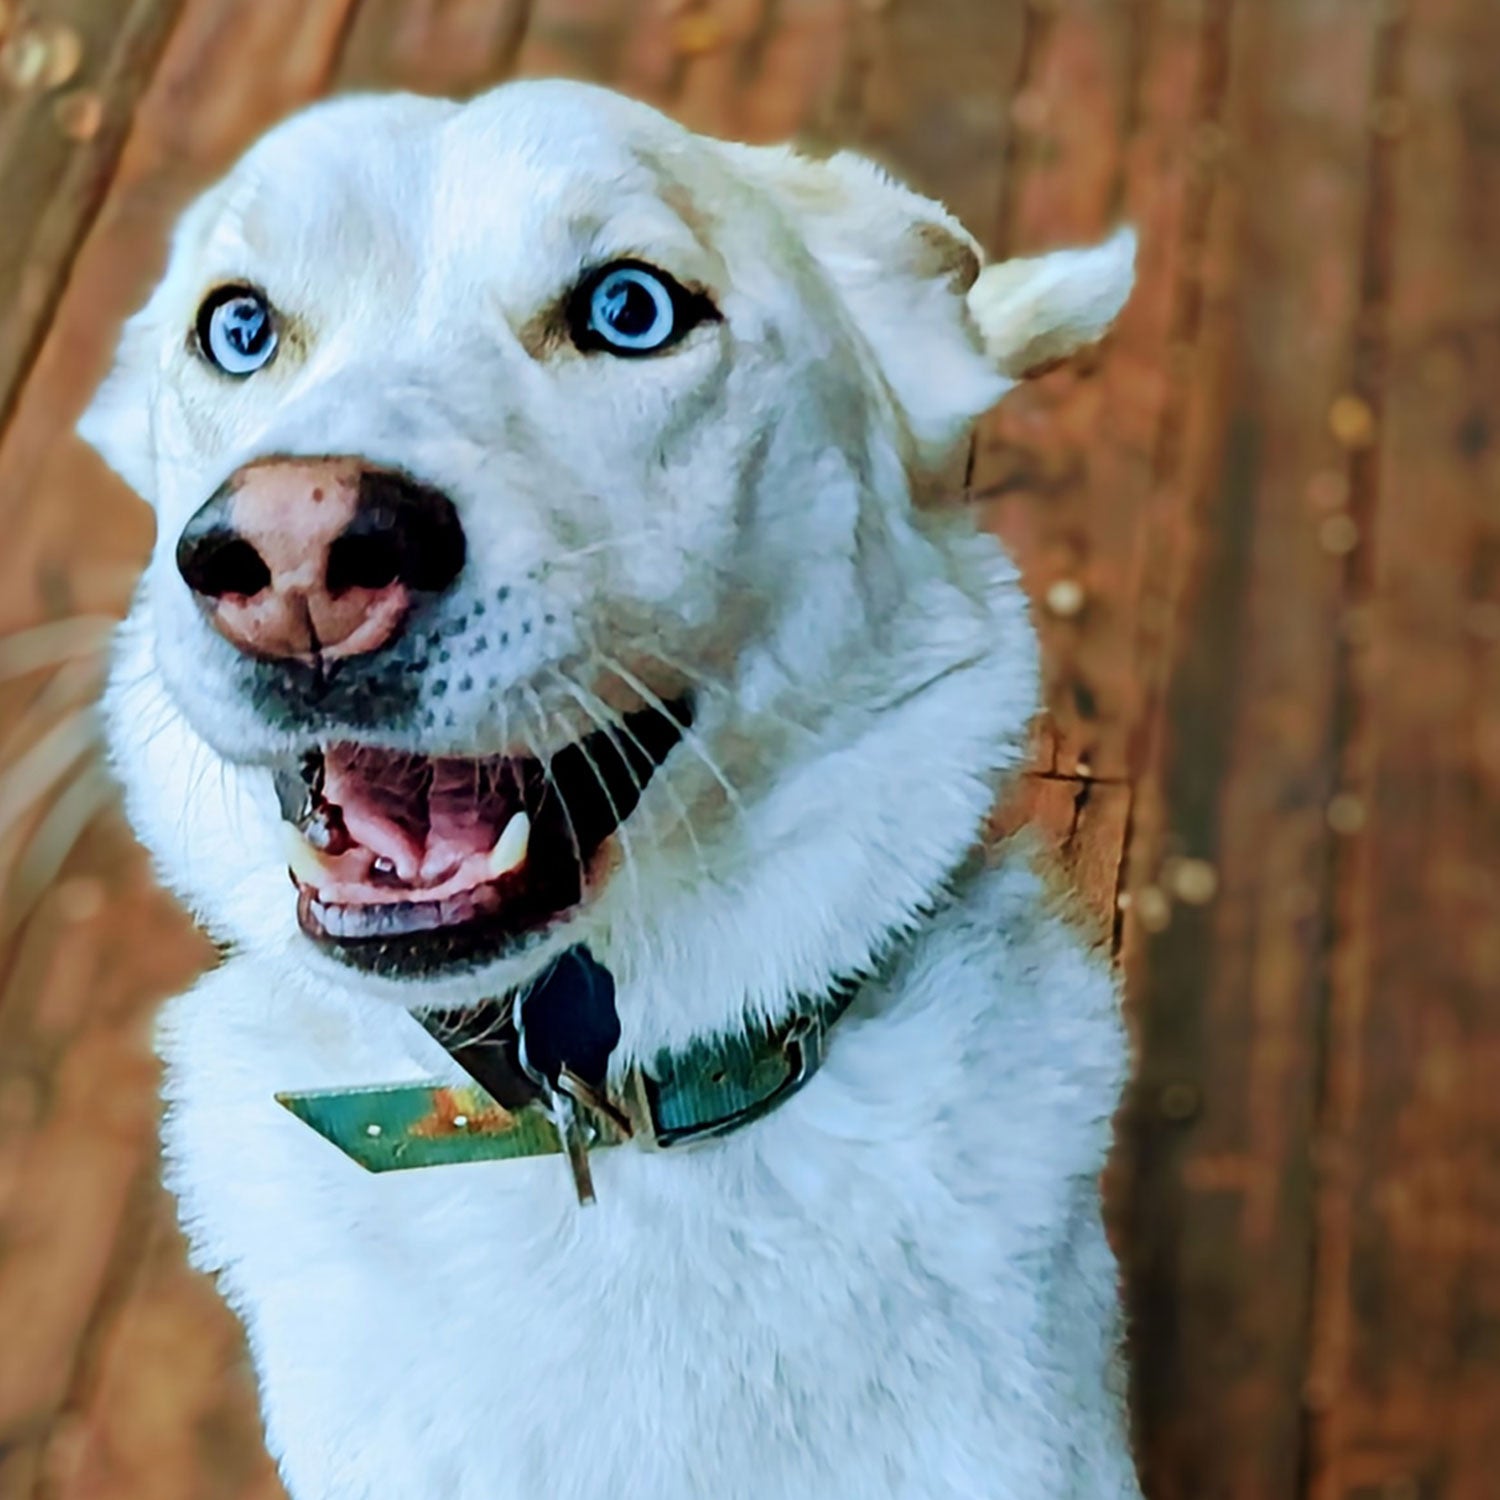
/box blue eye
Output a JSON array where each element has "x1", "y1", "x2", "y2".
[
  {"x1": 196, "y1": 286, "x2": 278, "y2": 376},
  {"x1": 570, "y1": 262, "x2": 715, "y2": 357}
]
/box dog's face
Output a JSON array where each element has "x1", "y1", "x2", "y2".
[{"x1": 83, "y1": 81, "x2": 1133, "y2": 1025}]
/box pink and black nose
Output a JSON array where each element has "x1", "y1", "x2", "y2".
[{"x1": 175, "y1": 459, "x2": 465, "y2": 661}]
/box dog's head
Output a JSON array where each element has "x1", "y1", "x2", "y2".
[{"x1": 82, "y1": 81, "x2": 1133, "y2": 1044}]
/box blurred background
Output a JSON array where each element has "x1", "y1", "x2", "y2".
[{"x1": 0, "y1": 0, "x2": 1494, "y2": 1497}]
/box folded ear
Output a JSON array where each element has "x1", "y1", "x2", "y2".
[
  {"x1": 732, "y1": 144, "x2": 1136, "y2": 473},
  {"x1": 730, "y1": 145, "x2": 1004, "y2": 471},
  {"x1": 77, "y1": 304, "x2": 159, "y2": 502},
  {"x1": 968, "y1": 226, "x2": 1137, "y2": 379}
]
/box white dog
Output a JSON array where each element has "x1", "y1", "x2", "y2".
[{"x1": 81, "y1": 80, "x2": 1141, "y2": 1500}]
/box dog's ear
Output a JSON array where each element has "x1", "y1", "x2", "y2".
[
  {"x1": 732, "y1": 145, "x2": 1135, "y2": 471},
  {"x1": 967, "y1": 227, "x2": 1137, "y2": 380},
  {"x1": 78, "y1": 304, "x2": 159, "y2": 502}
]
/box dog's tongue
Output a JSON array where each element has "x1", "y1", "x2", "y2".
[{"x1": 322, "y1": 745, "x2": 510, "y2": 886}]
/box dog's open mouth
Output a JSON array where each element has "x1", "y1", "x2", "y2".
[{"x1": 273, "y1": 698, "x2": 690, "y2": 975}]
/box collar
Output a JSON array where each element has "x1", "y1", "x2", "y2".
[{"x1": 278, "y1": 947, "x2": 858, "y2": 1203}]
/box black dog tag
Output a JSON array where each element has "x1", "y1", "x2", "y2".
[{"x1": 513, "y1": 946, "x2": 620, "y2": 1091}]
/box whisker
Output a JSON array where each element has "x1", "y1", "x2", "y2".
[
  {"x1": 548, "y1": 668, "x2": 687, "y2": 870},
  {"x1": 594, "y1": 650, "x2": 748, "y2": 820},
  {"x1": 535, "y1": 527, "x2": 671, "y2": 573},
  {"x1": 0, "y1": 763, "x2": 114, "y2": 940},
  {"x1": 628, "y1": 640, "x2": 820, "y2": 746},
  {"x1": 0, "y1": 708, "x2": 100, "y2": 848},
  {"x1": 550, "y1": 667, "x2": 716, "y2": 886},
  {"x1": 517, "y1": 685, "x2": 586, "y2": 892},
  {"x1": 532, "y1": 675, "x2": 647, "y2": 929},
  {"x1": 544, "y1": 671, "x2": 649, "y2": 808},
  {"x1": 0, "y1": 615, "x2": 115, "y2": 682},
  {"x1": 0, "y1": 654, "x2": 107, "y2": 763},
  {"x1": 422, "y1": 991, "x2": 515, "y2": 1052},
  {"x1": 129, "y1": 691, "x2": 183, "y2": 755},
  {"x1": 176, "y1": 736, "x2": 223, "y2": 860}
]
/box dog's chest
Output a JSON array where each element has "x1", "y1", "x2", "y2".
[
  {"x1": 221, "y1": 1146, "x2": 866, "y2": 1497},
  {"x1": 156, "y1": 884, "x2": 1128, "y2": 1500},
  {"x1": 166, "y1": 1037, "x2": 1040, "y2": 1500}
]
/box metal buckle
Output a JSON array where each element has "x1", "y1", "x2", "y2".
[{"x1": 624, "y1": 1011, "x2": 823, "y2": 1151}]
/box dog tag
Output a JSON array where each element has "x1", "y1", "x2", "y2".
[
  {"x1": 514, "y1": 947, "x2": 620, "y2": 1087},
  {"x1": 513, "y1": 946, "x2": 621, "y2": 1206}
]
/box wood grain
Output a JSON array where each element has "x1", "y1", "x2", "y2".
[
  {"x1": 1307, "y1": 1, "x2": 1500, "y2": 1495},
  {"x1": 0, "y1": 0, "x2": 185, "y2": 440},
  {"x1": 1117, "y1": 2, "x2": 1396, "y2": 1497},
  {"x1": 0, "y1": 2, "x2": 1495, "y2": 1498}
]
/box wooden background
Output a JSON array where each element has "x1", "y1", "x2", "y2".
[{"x1": 0, "y1": 0, "x2": 1494, "y2": 1496}]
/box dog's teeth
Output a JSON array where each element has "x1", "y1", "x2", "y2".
[
  {"x1": 487, "y1": 811, "x2": 530, "y2": 878},
  {"x1": 282, "y1": 822, "x2": 334, "y2": 887}
]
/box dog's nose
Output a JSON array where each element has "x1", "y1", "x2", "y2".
[{"x1": 176, "y1": 459, "x2": 466, "y2": 661}]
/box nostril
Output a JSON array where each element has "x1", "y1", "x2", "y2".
[
  {"x1": 403, "y1": 508, "x2": 466, "y2": 593},
  {"x1": 177, "y1": 527, "x2": 272, "y2": 599},
  {"x1": 352, "y1": 472, "x2": 467, "y2": 595},
  {"x1": 326, "y1": 529, "x2": 401, "y2": 595}
]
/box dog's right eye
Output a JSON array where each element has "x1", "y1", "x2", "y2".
[{"x1": 195, "y1": 286, "x2": 278, "y2": 376}]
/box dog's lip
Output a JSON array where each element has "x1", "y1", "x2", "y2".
[{"x1": 280, "y1": 696, "x2": 691, "y2": 974}]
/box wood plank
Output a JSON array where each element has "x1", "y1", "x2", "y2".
[
  {"x1": 0, "y1": 854, "x2": 208, "y2": 1493},
  {"x1": 672, "y1": 0, "x2": 850, "y2": 146},
  {"x1": 1306, "y1": 1, "x2": 1500, "y2": 1495},
  {"x1": 973, "y1": 0, "x2": 1150, "y2": 781},
  {"x1": 523, "y1": 0, "x2": 856, "y2": 146},
  {"x1": 0, "y1": 0, "x2": 186, "y2": 441},
  {"x1": 336, "y1": 0, "x2": 531, "y2": 93},
  {"x1": 1115, "y1": 1, "x2": 1388, "y2": 1497},
  {"x1": 43, "y1": 1182, "x2": 283, "y2": 1500},
  {"x1": 992, "y1": 773, "x2": 1130, "y2": 947},
  {"x1": 847, "y1": 0, "x2": 1023, "y2": 244},
  {"x1": 513, "y1": 0, "x2": 648, "y2": 93},
  {"x1": 972, "y1": 0, "x2": 1247, "y2": 794},
  {"x1": 846, "y1": 0, "x2": 1135, "y2": 976},
  {"x1": 0, "y1": 1, "x2": 358, "y2": 1495},
  {"x1": 345, "y1": 0, "x2": 868, "y2": 156},
  {"x1": 1114, "y1": 0, "x2": 1247, "y2": 885},
  {"x1": 969, "y1": 17, "x2": 1247, "y2": 1486},
  {"x1": 17, "y1": 6, "x2": 1499, "y2": 1499}
]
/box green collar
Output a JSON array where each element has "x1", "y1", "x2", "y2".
[{"x1": 278, "y1": 978, "x2": 857, "y2": 1193}]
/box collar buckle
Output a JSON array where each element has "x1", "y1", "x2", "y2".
[{"x1": 623, "y1": 1007, "x2": 828, "y2": 1151}]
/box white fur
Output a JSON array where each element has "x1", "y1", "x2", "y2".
[{"x1": 85, "y1": 80, "x2": 1141, "y2": 1499}]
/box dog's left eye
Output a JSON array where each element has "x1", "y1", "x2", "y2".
[
  {"x1": 569, "y1": 263, "x2": 710, "y2": 356},
  {"x1": 195, "y1": 286, "x2": 278, "y2": 376}
]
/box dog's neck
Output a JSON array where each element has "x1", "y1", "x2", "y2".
[{"x1": 583, "y1": 523, "x2": 1038, "y2": 1063}]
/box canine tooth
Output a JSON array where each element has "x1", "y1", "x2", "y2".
[
  {"x1": 282, "y1": 823, "x2": 334, "y2": 887},
  {"x1": 487, "y1": 811, "x2": 530, "y2": 878}
]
